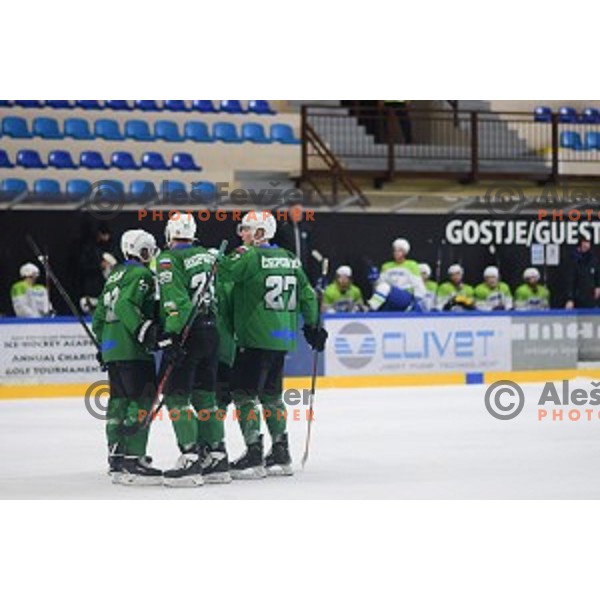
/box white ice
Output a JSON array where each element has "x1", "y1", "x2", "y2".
[{"x1": 1, "y1": 380, "x2": 600, "y2": 499}]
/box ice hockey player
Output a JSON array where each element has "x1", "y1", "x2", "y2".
[
  {"x1": 219, "y1": 211, "x2": 327, "y2": 478},
  {"x1": 367, "y1": 238, "x2": 426, "y2": 311},
  {"x1": 91, "y1": 229, "x2": 163, "y2": 485},
  {"x1": 158, "y1": 213, "x2": 231, "y2": 486},
  {"x1": 436, "y1": 264, "x2": 475, "y2": 311},
  {"x1": 419, "y1": 263, "x2": 438, "y2": 312},
  {"x1": 514, "y1": 268, "x2": 550, "y2": 311},
  {"x1": 11, "y1": 263, "x2": 53, "y2": 317},
  {"x1": 322, "y1": 265, "x2": 365, "y2": 312},
  {"x1": 474, "y1": 266, "x2": 513, "y2": 310}
]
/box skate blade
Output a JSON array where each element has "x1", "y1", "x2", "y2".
[
  {"x1": 230, "y1": 466, "x2": 267, "y2": 480},
  {"x1": 266, "y1": 464, "x2": 294, "y2": 477},
  {"x1": 118, "y1": 474, "x2": 164, "y2": 486},
  {"x1": 163, "y1": 475, "x2": 204, "y2": 487},
  {"x1": 203, "y1": 471, "x2": 233, "y2": 484}
]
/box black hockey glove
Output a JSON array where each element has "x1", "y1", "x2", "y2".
[
  {"x1": 303, "y1": 324, "x2": 328, "y2": 352},
  {"x1": 162, "y1": 335, "x2": 187, "y2": 367},
  {"x1": 137, "y1": 320, "x2": 173, "y2": 352}
]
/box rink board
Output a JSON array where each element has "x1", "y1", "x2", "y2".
[{"x1": 1, "y1": 311, "x2": 600, "y2": 398}]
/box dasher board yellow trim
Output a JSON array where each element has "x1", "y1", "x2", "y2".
[{"x1": 3, "y1": 369, "x2": 600, "y2": 400}]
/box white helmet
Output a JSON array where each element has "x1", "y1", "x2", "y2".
[
  {"x1": 336, "y1": 265, "x2": 352, "y2": 278},
  {"x1": 448, "y1": 264, "x2": 464, "y2": 276},
  {"x1": 484, "y1": 266, "x2": 499, "y2": 279},
  {"x1": 392, "y1": 238, "x2": 410, "y2": 255},
  {"x1": 20, "y1": 262, "x2": 40, "y2": 278},
  {"x1": 237, "y1": 211, "x2": 277, "y2": 244},
  {"x1": 523, "y1": 267, "x2": 541, "y2": 281},
  {"x1": 419, "y1": 263, "x2": 431, "y2": 278},
  {"x1": 120, "y1": 229, "x2": 157, "y2": 262},
  {"x1": 165, "y1": 212, "x2": 197, "y2": 244}
]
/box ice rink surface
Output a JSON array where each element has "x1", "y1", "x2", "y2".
[{"x1": 1, "y1": 380, "x2": 600, "y2": 499}]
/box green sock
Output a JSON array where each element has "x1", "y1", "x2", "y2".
[
  {"x1": 232, "y1": 392, "x2": 261, "y2": 445},
  {"x1": 191, "y1": 389, "x2": 225, "y2": 447},
  {"x1": 122, "y1": 399, "x2": 151, "y2": 457},
  {"x1": 164, "y1": 394, "x2": 197, "y2": 453},
  {"x1": 106, "y1": 396, "x2": 126, "y2": 453},
  {"x1": 261, "y1": 393, "x2": 287, "y2": 440}
]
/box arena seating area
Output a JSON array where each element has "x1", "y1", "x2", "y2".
[{"x1": 0, "y1": 101, "x2": 301, "y2": 205}]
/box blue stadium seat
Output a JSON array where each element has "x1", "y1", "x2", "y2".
[
  {"x1": 1, "y1": 178, "x2": 27, "y2": 197},
  {"x1": 135, "y1": 100, "x2": 161, "y2": 111},
  {"x1": 0, "y1": 100, "x2": 13, "y2": 107},
  {"x1": 66, "y1": 179, "x2": 92, "y2": 200},
  {"x1": 191, "y1": 181, "x2": 217, "y2": 203},
  {"x1": 125, "y1": 120, "x2": 155, "y2": 141},
  {"x1": 559, "y1": 106, "x2": 578, "y2": 124},
  {"x1": 65, "y1": 118, "x2": 94, "y2": 140},
  {"x1": 48, "y1": 150, "x2": 76, "y2": 169},
  {"x1": 3, "y1": 116, "x2": 32, "y2": 138},
  {"x1": 17, "y1": 149, "x2": 45, "y2": 169},
  {"x1": 192, "y1": 100, "x2": 218, "y2": 113},
  {"x1": 560, "y1": 131, "x2": 584, "y2": 150},
  {"x1": 534, "y1": 106, "x2": 552, "y2": 123},
  {"x1": 111, "y1": 151, "x2": 139, "y2": 170},
  {"x1": 80, "y1": 151, "x2": 108, "y2": 169},
  {"x1": 33, "y1": 117, "x2": 63, "y2": 139},
  {"x1": 164, "y1": 100, "x2": 188, "y2": 112},
  {"x1": 106, "y1": 100, "x2": 132, "y2": 111},
  {"x1": 213, "y1": 122, "x2": 241, "y2": 143},
  {"x1": 34, "y1": 179, "x2": 61, "y2": 196},
  {"x1": 220, "y1": 100, "x2": 245, "y2": 114},
  {"x1": 155, "y1": 120, "x2": 184, "y2": 142},
  {"x1": 141, "y1": 152, "x2": 169, "y2": 170},
  {"x1": 582, "y1": 108, "x2": 600, "y2": 125},
  {"x1": 129, "y1": 180, "x2": 158, "y2": 201},
  {"x1": 248, "y1": 100, "x2": 276, "y2": 115},
  {"x1": 172, "y1": 153, "x2": 201, "y2": 171},
  {"x1": 95, "y1": 119, "x2": 124, "y2": 140},
  {"x1": 94, "y1": 180, "x2": 125, "y2": 201},
  {"x1": 184, "y1": 121, "x2": 212, "y2": 142},
  {"x1": 0, "y1": 150, "x2": 14, "y2": 168},
  {"x1": 242, "y1": 122, "x2": 271, "y2": 144},
  {"x1": 46, "y1": 100, "x2": 72, "y2": 109},
  {"x1": 15, "y1": 100, "x2": 42, "y2": 108},
  {"x1": 270, "y1": 123, "x2": 300, "y2": 144},
  {"x1": 585, "y1": 131, "x2": 600, "y2": 150},
  {"x1": 161, "y1": 180, "x2": 187, "y2": 199},
  {"x1": 76, "y1": 100, "x2": 103, "y2": 110}
]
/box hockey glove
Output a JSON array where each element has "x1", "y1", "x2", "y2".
[
  {"x1": 137, "y1": 320, "x2": 174, "y2": 352},
  {"x1": 162, "y1": 335, "x2": 187, "y2": 367},
  {"x1": 303, "y1": 324, "x2": 328, "y2": 352}
]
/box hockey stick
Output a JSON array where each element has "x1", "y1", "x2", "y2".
[
  {"x1": 139, "y1": 239, "x2": 229, "y2": 431},
  {"x1": 301, "y1": 254, "x2": 329, "y2": 469},
  {"x1": 26, "y1": 235, "x2": 100, "y2": 352}
]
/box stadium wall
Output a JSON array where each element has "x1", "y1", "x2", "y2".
[{"x1": 2, "y1": 312, "x2": 600, "y2": 399}]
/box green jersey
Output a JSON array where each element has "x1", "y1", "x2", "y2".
[
  {"x1": 380, "y1": 259, "x2": 426, "y2": 298},
  {"x1": 157, "y1": 244, "x2": 216, "y2": 335},
  {"x1": 322, "y1": 282, "x2": 364, "y2": 312},
  {"x1": 474, "y1": 282, "x2": 513, "y2": 311},
  {"x1": 92, "y1": 261, "x2": 156, "y2": 362},
  {"x1": 423, "y1": 280, "x2": 438, "y2": 311},
  {"x1": 436, "y1": 281, "x2": 475, "y2": 311},
  {"x1": 219, "y1": 245, "x2": 319, "y2": 352},
  {"x1": 514, "y1": 284, "x2": 550, "y2": 311},
  {"x1": 11, "y1": 280, "x2": 51, "y2": 317}
]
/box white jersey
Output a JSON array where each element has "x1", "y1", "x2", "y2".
[{"x1": 11, "y1": 281, "x2": 52, "y2": 317}]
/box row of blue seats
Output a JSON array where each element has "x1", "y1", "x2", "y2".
[
  {"x1": 0, "y1": 117, "x2": 300, "y2": 144},
  {"x1": 560, "y1": 131, "x2": 600, "y2": 150},
  {"x1": 0, "y1": 100, "x2": 275, "y2": 114},
  {"x1": 0, "y1": 178, "x2": 218, "y2": 201},
  {"x1": 0, "y1": 149, "x2": 201, "y2": 171},
  {"x1": 535, "y1": 106, "x2": 600, "y2": 124}
]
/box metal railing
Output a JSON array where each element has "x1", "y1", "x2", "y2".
[{"x1": 301, "y1": 104, "x2": 600, "y2": 184}]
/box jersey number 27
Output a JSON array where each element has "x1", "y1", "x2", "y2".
[{"x1": 265, "y1": 275, "x2": 297, "y2": 311}]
